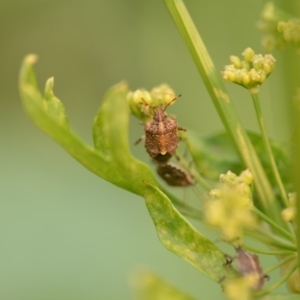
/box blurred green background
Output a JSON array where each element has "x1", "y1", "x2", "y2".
[{"x1": 0, "y1": 0, "x2": 294, "y2": 299}]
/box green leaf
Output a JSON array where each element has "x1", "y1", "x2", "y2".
[
  {"x1": 144, "y1": 183, "x2": 237, "y2": 282},
  {"x1": 183, "y1": 130, "x2": 292, "y2": 194},
  {"x1": 19, "y1": 54, "x2": 155, "y2": 194},
  {"x1": 130, "y1": 269, "x2": 196, "y2": 300},
  {"x1": 43, "y1": 77, "x2": 69, "y2": 127},
  {"x1": 19, "y1": 55, "x2": 201, "y2": 219},
  {"x1": 182, "y1": 130, "x2": 241, "y2": 180}
]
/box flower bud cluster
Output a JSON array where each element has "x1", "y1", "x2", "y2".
[
  {"x1": 257, "y1": 2, "x2": 300, "y2": 53},
  {"x1": 224, "y1": 274, "x2": 259, "y2": 300},
  {"x1": 277, "y1": 19, "x2": 300, "y2": 54},
  {"x1": 281, "y1": 193, "x2": 296, "y2": 222},
  {"x1": 222, "y1": 48, "x2": 276, "y2": 90},
  {"x1": 205, "y1": 170, "x2": 256, "y2": 242},
  {"x1": 127, "y1": 84, "x2": 176, "y2": 121}
]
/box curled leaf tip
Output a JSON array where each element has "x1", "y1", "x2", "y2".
[
  {"x1": 44, "y1": 77, "x2": 55, "y2": 97},
  {"x1": 24, "y1": 54, "x2": 38, "y2": 65}
]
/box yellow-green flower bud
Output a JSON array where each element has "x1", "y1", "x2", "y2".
[
  {"x1": 224, "y1": 274, "x2": 259, "y2": 300},
  {"x1": 258, "y1": 71, "x2": 267, "y2": 83},
  {"x1": 205, "y1": 170, "x2": 255, "y2": 241},
  {"x1": 241, "y1": 61, "x2": 251, "y2": 71},
  {"x1": 242, "y1": 48, "x2": 255, "y2": 62},
  {"x1": 282, "y1": 207, "x2": 296, "y2": 222},
  {"x1": 127, "y1": 89, "x2": 152, "y2": 121},
  {"x1": 230, "y1": 55, "x2": 242, "y2": 68},
  {"x1": 263, "y1": 54, "x2": 276, "y2": 72},
  {"x1": 277, "y1": 21, "x2": 287, "y2": 33},
  {"x1": 234, "y1": 70, "x2": 242, "y2": 85},
  {"x1": 220, "y1": 170, "x2": 237, "y2": 184},
  {"x1": 241, "y1": 72, "x2": 250, "y2": 86},
  {"x1": 252, "y1": 55, "x2": 264, "y2": 71},
  {"x1": 127, "y1": 84, "x2": 177, "y2": 121},
  {"x1": 208, "y1": 189, "x2": 221, "y2": 199},
  {"x1": 222, "y1": 71, "x2": 236, "y2": 82},
  {"x1": 261, "y1": 2, "x2": 275, "y2": 22},
  {"x1": 248, "y1": 69, "x2": 260, "y2": 82},
  {"x1": 150, "y1": 84, "x2": 176, "y2": 107},
  {"x1": 239, "y1": 169, "x2": 253, "y2": 185}
]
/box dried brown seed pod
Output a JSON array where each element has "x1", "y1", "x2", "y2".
[{"x1": 156, "y1": 162, "x2": 194, "y2": 187}]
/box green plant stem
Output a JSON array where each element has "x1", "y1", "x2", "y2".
[
  {"x1": 251, "y1": 92, "x2": 289, "y2": 207},
  {"x1": 254, "y1": 261, "x2": 298, "y2": 296},
  {"x1": 163, "y1": 0, "x2": 288, "y2": 231},
  {"x1": 245, "y1": 230, "x2": 297, "y2": 252},
  {"x1": 253, "y1": 207, "x2": 296, "y2": 242},
  {"x1": 264, "y1": 255, "x2": 296, "y2": 274},
  {"x1": 175, "y1": 151, "x2": 212, "y2": 191},
  {"x1": 241, "y1": 244, "x2": 295, "y2": 256}
]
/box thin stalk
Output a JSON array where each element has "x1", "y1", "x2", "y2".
[
  {"x1": 264, "y1": 255, "x2": 296, "y2": 274},
  {"x1": 163, "y1": 188, "x2": 203, "y2": 220},
  {"x1": 241, "y1": 244, "x2": 295, "y2": 256},
  {"x1": 164, "y1": 0, "x2": 288, "y2": 231},
  {"x1": 254, "y1": 261, "x2": 298, "y2": 296},
  {"x1": 175, "y1": 151, "x2": 212, "y2": 191},
  {"x1": 253, "y1": 206, "x2": 296, "y2": 242},
  {"x1": 251, "y1": 92, "x2": 289, "y2": 207},
  {"x1": 245, "y1": 230, "x2": 297, "y2": 252}
]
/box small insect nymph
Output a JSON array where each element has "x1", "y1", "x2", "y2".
[
  {"x1": 226, "y1": 247, "x2": 269, "y2": 291},
  {"x1": 141, "y1": 95, "x2": 186, "y2": 163},
  {"x1": 156, "y1": 162, "x2": 194, "y2": 187}
]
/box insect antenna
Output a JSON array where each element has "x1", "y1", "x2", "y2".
[
  {"x1": 140, "y1": 98, "x2": 155, "y2": 117},
  {"x1": 163, "y1": 94, "x2": 182, "y2": 112}
]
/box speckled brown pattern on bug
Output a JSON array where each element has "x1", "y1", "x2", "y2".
[
  {"x1": 156, "y1": 162, "x2": 194, "y2": 186},
  {"x1": 144, "y1": 107, "x2": 185, "y2": 163},
  {"x1": 225, "y1": 247, "x2": 269, "y2": 291}
]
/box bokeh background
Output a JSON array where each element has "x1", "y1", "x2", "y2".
[{"x1": 1, "y1": 0, "x2": 297, "y2": 299}]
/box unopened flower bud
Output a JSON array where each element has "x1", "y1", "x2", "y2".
[
  {"x1": 223, "y1": 70, "x2": 236, "y2": 82},
  {"x1": 150, "y1": 84, "x2": 176, "y2": 107},
  {"x1": 220, "y1": 170, "x2": 237, "y2": 183},
  {"x1": 208, "y1": 189, "x2": 221, "y2": 199},
  {"x1": 230, "y1": 56, "x2": 242, "y2": 68},
  {"x1": 239, "y1": 169, "x2": 253, "y2": 185},
  {"x1": 242, "y1": 48, "x2": 255, "y2": 62},
  {"x1": 282, "y1": 207, "x2": 296, "y2": 222},
  {"x1": 277, "y1": 21, "x2": 287, "y2": 33},
  {"x1": 127, "y1": 89, "x2": 152, "y2": 121}
]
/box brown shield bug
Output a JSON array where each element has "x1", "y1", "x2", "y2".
[
  {"x1": 140, "y1": 95, "x2": 186, "y2": 163},
  {"x1": 225, "y1": 247, "x2": 269, "y2": 291},
  {"x1": 156, "y1": 162, "x2": 194, "y2": 187}
]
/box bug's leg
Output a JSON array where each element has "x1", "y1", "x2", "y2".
[
  {"x1": 263, "y1": 274, "x2": 270, "y2": 282},
  {"x1": 224, "y1": 254, "x2": 234, "y2": 266},
  {"x1": 162, "y1": 94, "x2": 182, "y2": 112},
  {"x1": 135, "y1": 135, "x2": 145, "y2": 145},
  {"x1": 178, "y1": 126, "x2": 186, "y2": 131}
]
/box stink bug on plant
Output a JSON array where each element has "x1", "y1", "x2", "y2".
[
  {"x1": 226, "y1": 247, "x2": 269, "y2": 291},
  {"x1": 156, "y1": 162, "x2": 194, "y2": 187},
  {"x1": 138, "y1": 95, "x2": 186, "y2": 163}
]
